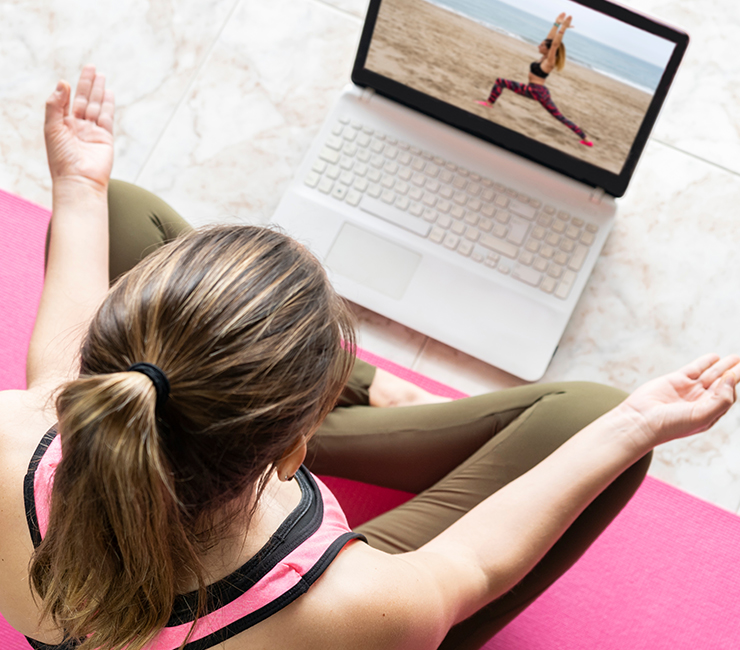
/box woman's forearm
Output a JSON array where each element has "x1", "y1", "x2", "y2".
[
  {"x1": 26, "y1": 178, "x2": 109, "y2": 388},
  {"x1": 418, "y1": 404, "x2": 650, "y2": 622}
]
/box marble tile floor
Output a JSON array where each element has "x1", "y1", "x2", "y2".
[{"x1": 3, "y1": 0, "x2": 740, "y2": 512}]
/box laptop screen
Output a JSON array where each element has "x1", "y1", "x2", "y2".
[{"x1": 353, "y1": 0, "x2": 688, "y2": 197}]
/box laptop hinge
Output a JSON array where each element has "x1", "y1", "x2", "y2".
[
  {"x1": 359, "y1": 87, "x2": 375, "y2": 103},
  {"x1": 589, "y1": 187, "x2": 606, "y2": 204}
]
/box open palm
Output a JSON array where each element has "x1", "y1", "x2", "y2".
[
  {"x1": 44, "y1": 65, "x2": 114, "y2": 188},
  {"x1": 621, "y1": 354, "x2": 740, "y2": 446}
]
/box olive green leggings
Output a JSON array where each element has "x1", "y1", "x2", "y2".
[{"x1": 100, "y1": 180, "x2": 651, "y2": 650}]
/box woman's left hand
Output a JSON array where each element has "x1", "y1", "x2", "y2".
[
  {"x1": 618, "y1": 354, "x2": 740, "y2": 448},
  {"x1": 44, "y1": 65, "x2": 115, "y2": 190}
]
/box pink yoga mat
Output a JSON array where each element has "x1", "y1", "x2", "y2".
[{"x1": 2, "y1": 188, "x2": 739, "y2": 649}]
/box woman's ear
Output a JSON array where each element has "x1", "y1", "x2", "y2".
[{"x1": 275, "y1": 436, "x2": 308, "y2": 482}]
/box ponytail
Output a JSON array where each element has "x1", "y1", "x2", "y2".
[
  {"x1": 30, "y1": 372, "x2": 205, "y2": 650},
  {"x1": 555, "y1": 42, "x2": 566, "y2": 71}
]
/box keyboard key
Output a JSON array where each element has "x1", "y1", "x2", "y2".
[
  {"x1": 326, "y1": 135, "x2": 343, "y2": 150},
  {"x1": 480, "y1": 234, "x2": 518, "y2": 259},
  {"x1": 467, "y1": 183, "x2": 482, "y2": 197},
  {"x1": 304, "y1": 171, "x2": 320, "y2": 188},
  {"x1": 492, "y1": 223, "x2": 507, "y2": 238},
  {"x1": 422, "y1": 193, "x2": 437, "y2": 207},
  {"x1": 553, "y1": 251, "x2": 568, "y2": 266},
  {"x1": 353, "y1": 177, "x2": 368, "y2": 192},
  {"x1": 399, "y1": 167, "x2": 413, "y2": 181},
  {"x1": 453, "y1": 176, "x2": 467, "y2": 190},
  {"x1": 509, "y1": 199, "x2": 536, "y2": 220},
  {"x1": 580, "y1": 231, "x2": 595, "y2": 246},
  {"x1": 357, "y1": 133, "x2": 371, "y2": 148},
  {"x1": 339, "y1": 156, "x2": 354, "y2": 170},
  {"x1": 320, "y1": 147, "x2": 340, "y2": 164},
  {"x1": 437, "y1": 214, "x2": 452, "y2": 229},
  {"x1": 412, "y1": 158, "x2": 426, "y2": 172},
  {"x1": 443, "y1": 233, "x2": 460, "y2": 250},
  {"x1": 559, "y1": 238, "x2": 575, "y2": 253},
  {"x1": 312, "y1": 159, "x2": 327, "y2": 173},
  {"x1": 468, "y1": 198, "x2": 482, "y2": 212},
  {"x1": 464, "y1": 227, "x2": 480, "y2": 242},
  {"x1": 586, "y1": 223, "x2": 599, "y2": 234},
  {"x1": 318, "y1": 177, "x2": 333, "y2": 194},
  {"x1": 513, "y1": 265, "x2": 541, "y2": 287},
  {"x1": 478, "y1": 218, "x2": 493, "y2": 233},
  {"x1": 360, "y1": 197, "x2": 431, "y2": 237},
  {"x1": 422, "y1": 209, "x2": 438, "y2": 223},
  {"x1": 409, "y1": 187, "x2": 423, "y2": 201},
  {"x1": 533, "y1": 257, "x2": 548, "y2": 272},
  {"x1": 525, "y1": 239, "x2": 540, "y2": 253},
  {"x1": 326, "y1": 165, "x2": 340, "y2": 180},
  {"x1": 367, "y1": 168, "x2": 382, "y2": 183},
  {"x1": 540, "y1": 277, "x2": 556, "y2": 294},
  {"x1": 409, "y1": 202, "x2": 423, "y2": 217},
  {"x1": 384, "y1": 146, "x2": 399, "y2": 160},
  {"x1": 381, "y1": 175, "x2": 394, "y2": 189},
  {"x1": 332, "y1": 123, "x2": 343, "y2": 136},
  {"x1": 367, "y1": 184, "x2": 381, "y2": 199},
  {"x1": 425, "y1": 163, "x2": 440, "y2": 178},
  {"x1": 565, "y1": 225, "x2": 580, "y2": 240},
  {"x1": 519, "y1": 251, "x2": 534, "y2": 266},
  {"x1": 398, "y1": 152, "x2": 412, "y2": 165},
  {"x1": 342, "y1": 127, "x2": 357, "y2": 142},
  {"x1": 551, "y1": 220, "x2": 566, "y2": 234},
  {"x1": 437, "y1": 200, "x2": 451, "y2": 213},
  {"x1": 453, "y1": 192, "x2": 468, "y2": 206},
  {"x1": 458, "y1": 240, "x2": 473, "y2": 257},
  {"x1": 381, "y1": 189, "x2": 395, "y2": 204},
  {"x1": 384, "y1": 161, "x2": 399, "y2": 175},
  {"x1": 451, "y1": 221, "x2": 466, "y2": 235},
  {"x1": 429, "y1": 226, "x2": 445, "y2": 243},
  {"x1": 547, "y1": 264, "x2": 564, "y2": 279},
  {"x1": 555, "y1": 270, "x2": 577, "y2": 300},
  {"x1": 494, "y1": 195, "x2": 509, "y2": 208},
  {"x1": 346, "y1": 189, "x2": 362, "y2": 207},
  {"x1": 370, "y1": 140, "x2": 384, "y2": 153},
  {"x1": 568, "y1": 245, "x2": 588, "y2": 272},
  {"x1": 481, "y1": 204, "x2": 495, "y2": 218},
  {"x1": 507, "y1": 219, "x2": 529, "y2": 246},
  {"x1": 572, "y1": 217, "x2": 584, "y2": 227},
  {"x1": 395, "y1": 196, "x2": 410, "y2": 211},
  {"x1": 545, "y1": 233, "x2": 560, "y2": 247}
]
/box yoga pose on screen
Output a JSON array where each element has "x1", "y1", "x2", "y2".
[{"x1": 477, "y1": 14, "x2": 593, "y2": 147}]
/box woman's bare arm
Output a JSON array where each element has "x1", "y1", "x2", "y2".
[
  {"x1": 547, "y1": 15, "x2": 572, "y2": 67},
  {"x1": 545, "y1": 12, "x2": 566, "y2": 41},
  {"x1": 26, "y1": 67, "x2": 114, "y2": 393},
  {"x1": 315, "y1": 355, "x2": 740, "y2": 649}
]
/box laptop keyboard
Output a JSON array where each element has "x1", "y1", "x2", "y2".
[{"x1": 303, "y1": 117, "x2": 599, "y2": 301}]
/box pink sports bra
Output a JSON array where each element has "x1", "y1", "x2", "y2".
[{"x1": 24, "y1": 427, "x2": 365, "y2": 650}]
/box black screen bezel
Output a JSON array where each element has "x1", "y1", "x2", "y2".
[{"x1": 351, "y1": 0, "x2": 688, "y2": 197}]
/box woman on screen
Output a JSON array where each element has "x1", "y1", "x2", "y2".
[{"x1": 477, "y1": 13, "x2": 593, "y2": 147}]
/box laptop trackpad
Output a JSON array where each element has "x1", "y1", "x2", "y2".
[{"x1": 325, "y1": 223, "x2": 421, "y2": 300}]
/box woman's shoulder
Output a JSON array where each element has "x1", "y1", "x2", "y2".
[
  {"x1": 251, "y1": 540, "x2": 452, "y2": 650},
  {"x1": 0, "y1": 387, "x2": 56, "y2": 466}
]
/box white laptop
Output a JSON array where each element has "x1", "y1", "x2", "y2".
[{"x1": 272, "y1": 0, "x2": 688, "y2": 381}]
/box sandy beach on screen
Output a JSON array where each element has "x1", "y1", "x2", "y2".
[{"x1": 366, "y1": 0, "x2": 653, "y2": 175}]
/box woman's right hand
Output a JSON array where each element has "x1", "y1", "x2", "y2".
[
  {"x1": 617, "y1": 354, "x2": 740, "y2": 449},
  {"x1": 44, "y1": 65, "x2": 115, "y2": 190},
  {"x1": 556, "y1": 12, "x2": 566, "y2": 24}
]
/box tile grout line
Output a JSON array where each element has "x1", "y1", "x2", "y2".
[
  {"x1": 651, "y1": 138, "x2": 740, "y2": 178},
  {"x1": 410, "y1": 337, "x2": 430, "y2": 371},
  {"x1": 133, "y1": 0, "x2": 245, "y2": 185}
]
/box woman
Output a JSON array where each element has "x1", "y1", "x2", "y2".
[
  {"x1": 0, "y1": 67, "x2": 737, "y2": 650},
  {"x1": 477, "y1": 13, "x2": 593, "y2": 147}
]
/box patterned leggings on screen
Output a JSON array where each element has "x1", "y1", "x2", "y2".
[{"x1": 488, "y1": 78, "x2": 587, "y2": 140}]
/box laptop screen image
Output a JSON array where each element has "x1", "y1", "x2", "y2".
[{"x1": 354, "y1": 0, "x2": 688, "y2": 196}]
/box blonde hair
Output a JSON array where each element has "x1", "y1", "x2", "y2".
[
  {"x1": 29, "y1": 225, "x2": 356, "y2": 650},
  {"x1": 545, "y1": 39, "x2": 567, "y2": 71}
]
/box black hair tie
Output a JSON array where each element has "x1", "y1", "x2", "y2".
[{"x1": 128, "y1": 362, "x2": 170, "y2": 412}]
